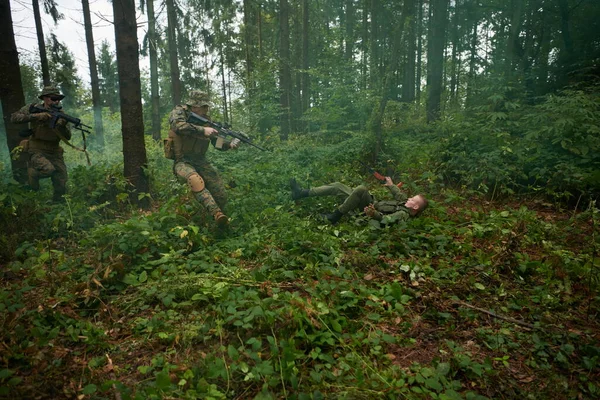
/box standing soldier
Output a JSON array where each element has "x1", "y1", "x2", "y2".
[
  {"x1": 164, "y1": 91, "x2": 240, "y2": 227},
  {"x1": 11, "y1": 86, "x2": 71, "y2": 202}
]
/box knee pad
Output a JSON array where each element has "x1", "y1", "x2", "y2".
[{"x1": 186, "y1": 172, "x2": 205, "y2": 192}]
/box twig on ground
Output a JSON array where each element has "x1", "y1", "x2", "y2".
[{"x1": 453, "y1": 299, "x2": 537, "y2": 330}]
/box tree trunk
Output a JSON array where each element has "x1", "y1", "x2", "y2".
[
  {"x1": 465, "y1": 15, "x2": 478, "y2": 108},
  {"x1": 220, "y1": 47, "x2": 229, "y2": 123},
  {"x1": 415, "y1": 0, "x2": 423, "y2": 104},
  {"x1": 166, "y1": 0, "x2": 181, "y2": 107},
  {"x1": 361, "y1": 0, "x2": 368, "y2": 90},
  {"x1": 32, "y1": 0, "x2": 50, "y2": 85},
  {"x1": 112, "y1": 0, "x2": 150, "y2": 205},
  {"x1": 147, "y1": 0, "x2": 161, "y2": 141},
  {"x1": 426, "y1": 0, "x2": 449, "y2": 122},
  {"x1": 506, "y1": 0, "x2": 524, "y2": 80},
  {"x1": 0, "y1": 0, "x2": 27, "y2": 183},
  {"x1": 370, "y1": 1, "x2": 409, "y2": 161},
  {"x1": 449, "y1": 0, "x2": 460, "y2": 105},
  {"x1": 243, "y1": 0, "x2": 254, "y2": 90},
  {"x1": 301, "y1": 0, "x2": 310, "y2": 127},
  {"x1": 402, "y1": 0, "x2": 416, "y2": 102},
  {"x1": 344, "y1": 0, "x2": 355, "y2": 61},
  {"x1": 369, "y1": 0, "x2": 380, "y2": 89},
  {"x1": 82, "y1": 0, "x2": 104, "y2": 149},
  {"x1": 279, "y1": 0, "x2": 291, "y2": 140}
]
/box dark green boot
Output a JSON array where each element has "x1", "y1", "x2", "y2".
[
  {"x1": 323, "y1": 209, "x2": 344, "y2": 224},
  {"x1": 290, "y1": 178, "x2": 309, "y2": 200}
]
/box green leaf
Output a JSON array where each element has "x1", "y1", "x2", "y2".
[
  {"x1": 155, "y1": 370, "x2": 171, "y2": 390},
  {"x1": 139, "y1": 271, "x2": 148, "y2": 283},
  {"x1": 474, "y1": 283, "x2": 486, "y2": 290},
  {"x1": 82, "y1": 384, "x2": 97, "y2": 394}
]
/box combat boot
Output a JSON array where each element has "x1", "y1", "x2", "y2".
[
  {"x1": 323, "y1": 209, "x2": 344, "y2": 224},
  {"x1": 214, "y1": 211, "x2": 229, "y2": 227},
  {"x1": 290, "y1": 178, "x2": 309, "y2": 200}
]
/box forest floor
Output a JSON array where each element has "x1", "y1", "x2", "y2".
[{"x1": 1, "y1": 137, "x2": 599, "y2": 399}]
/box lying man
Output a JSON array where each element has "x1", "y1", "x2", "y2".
[{"x1": 290, "y1": 177, "x2": 428, "y2": 224}]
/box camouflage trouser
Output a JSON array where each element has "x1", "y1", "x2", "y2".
[
  {"x1": 174, "y1": 160, "x2": 227, "y2": 215},
  {"x1": 28, "y1": 150, "x2": 68, "y2": 201},
  {"x1": 310, "y1": 182, "x2": 373, "y2": 214}
]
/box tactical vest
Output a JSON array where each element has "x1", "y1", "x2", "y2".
[
  {"x1": 27, "y1": 103, "x2": 62, "y2": 153},
  {"x1": 374, "y1": 200, "x2": 407, "y2": 214},
  {"x1": 167, "y1": 129, "x2": 210, "y2": 162}
]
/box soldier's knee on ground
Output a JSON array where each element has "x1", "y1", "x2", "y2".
[{"x1": 186, "y1": 172, "x2": 205, "y2": 192}]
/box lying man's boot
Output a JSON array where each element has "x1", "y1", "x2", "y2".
[
  {"x1": 290, "y1": 178, "x2": 309, "y2": 200},
  {"x1": 323, "y1": 209, "x2": 344, "y2": 224}
]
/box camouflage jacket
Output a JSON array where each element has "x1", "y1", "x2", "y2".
[
  {"x1": 168, "y1": 105, "x2": 233, "y2": 162},
  {"x1": 11, "y1": 103, "x2": 71, "y2": 153}
]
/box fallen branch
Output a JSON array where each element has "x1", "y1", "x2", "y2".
[
  {"x1": 105, "y1": 354, "x2": 122, "y2": 400},
  {"x1": 453, "y1": 300, "x2": 538, "y2": 330}
]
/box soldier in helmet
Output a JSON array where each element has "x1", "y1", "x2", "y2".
[
  {"x1": 11, "y1": 86, "x2": 72, "y2": 202},
  {"x1": 166, "y1": 91, "x2": 240, "y2": 227}
]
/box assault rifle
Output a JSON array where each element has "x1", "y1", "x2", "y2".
[
  {"x1": 359, "y1": 161, "x2": 404, "y2": 188},
  {"x1": 29, "y1": 104, "x2": 92, "y2": 135},
  {"x1": 187, "y1": 111, "x2": 267, "y2": 151}
]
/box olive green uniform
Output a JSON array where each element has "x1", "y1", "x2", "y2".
[
  {"x1": 310, "y1": 182, "x2": 411, "y2": 223},
  {"x1": 167, "y1": 104, "x2": 234, "y2": 217},
  {"x1": 11, "y1": 103, "x2": 71, "y2": 201}
]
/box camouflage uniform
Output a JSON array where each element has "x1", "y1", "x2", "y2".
[
  {"x1": 10, "y1": 86, "x2": 71, "y2": 202},
  {"x1": 167, "y1": 91, "x2": 235, "y2": 224},
  {"x1": 309, "y1": 182, "x2": 411, "y2": 223}
]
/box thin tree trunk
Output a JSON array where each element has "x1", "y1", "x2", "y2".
[
  {"x1": 32, "y1": 0, "x2": 50, "y2": 85},
  {"x1": 370, "y1": 1, "x2": 409, "y2": 161},
  {"x1": 0, "y1": 0, "x2": 27, "y2": 183},
  {"x1": 344, "y1": 0, "x2": 355, "y2": 61},
  {"x1": 147, "y1": 0, "x2": 161, "y2": 141},
  {"x1": 82, "y1": 0, "x2": 104, "y2": 149},
  {"x1": 465, "y1": 17, "x2": 478, "y2": 108},
  {"x1": 415, "y1": 0, "x2": 423, "y2": 105},
  {"x1": 301, "y1": 0, "x2": 310, "y2": 129},
  {"x1": 243, "y1": 0, "x2": 254, "y2": 89},
  {"x1": 166, "y1": 0, "x2": 181, "y2": 107},
  {"x1": 449, "y1": 0, "x2": 460, "y2": 104},
  {"x1": 279, "y1": 0, "x2": 291, "y2": 140},
  {"x1": 112, "y1": 0, "x2": 150, "y2": 205},
  {"x1": 402, "y1": 0, "x2": 416, "y2": 102},
  {"x1": 220, "y1": 47, "x2": 228, "y2": 123},
  {"x1": 506, "y1": 0, "x2": 524, "y2": 80},
  {"x1": 361, "y1": 0, "x2": 368, "y2": 90},
  {"x1": 369, "y1": 0, "x2": 379, "y2": 89},
  {"x1": 426, "y1": 0, "x2": 449, "y2": 122}
]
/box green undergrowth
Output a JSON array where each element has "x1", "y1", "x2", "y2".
[{"x1": 1, "y1": 127, "x2": 599, "y2": 399}]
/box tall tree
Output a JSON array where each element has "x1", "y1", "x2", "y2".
[
  {"x1": 402, "y1": 0, "x2": 417, "y2": 102},
  {"x1": 0, "y1": 0, "x2": 27, "y2": 183},
  {"x1": 279, "y1": 0, "x2": 292, "y2": 140},
  {"x1": 301, "y1": 0, "x2": 310, "y2": 130},
  {"x1": 146, "y1": 0, "x2": 161, "y2": 141},
  {"x1": 166, "y1": 0, "x2": 181, "y2": 107},
  {"x1": 426, "y1": 0, "x2": 449, "y2": 122},
  {"x1": 32, "y1": 0, "x2": 62, "y2": 86},
  {"x1": 82, "y1": 0, "x2": 104, "y2": 149},
  {"x1": 112, "y1": 0, "x2": 150, "y2": 203},
  {"x1": 47, "y1": 34, "x2": 81, "y2": 110}
]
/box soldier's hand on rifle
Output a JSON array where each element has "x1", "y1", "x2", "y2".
[
  {"x1": 203, "y1": 127, "x2": 218, "y2": 138},
  {"x1": 56, "y1": 118, "x2": 68, "y2": 127},
  {"x1": 230, "y1": 138, "x2": 241, "y2": 149},
  {"x1": 383, "y1": 176, "x2": 394, "y2": 187},
  {"x1": 33, "y1": 112, "x2": 52, "y2": 122}
]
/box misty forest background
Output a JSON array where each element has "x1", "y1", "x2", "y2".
[{"x1": 0, "y1": 0, "x2": 599, "y2": 399}]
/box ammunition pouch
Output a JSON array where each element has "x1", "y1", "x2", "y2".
[{"x1": 164, "y1": 137, "x2": 175, "y2": 160}]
